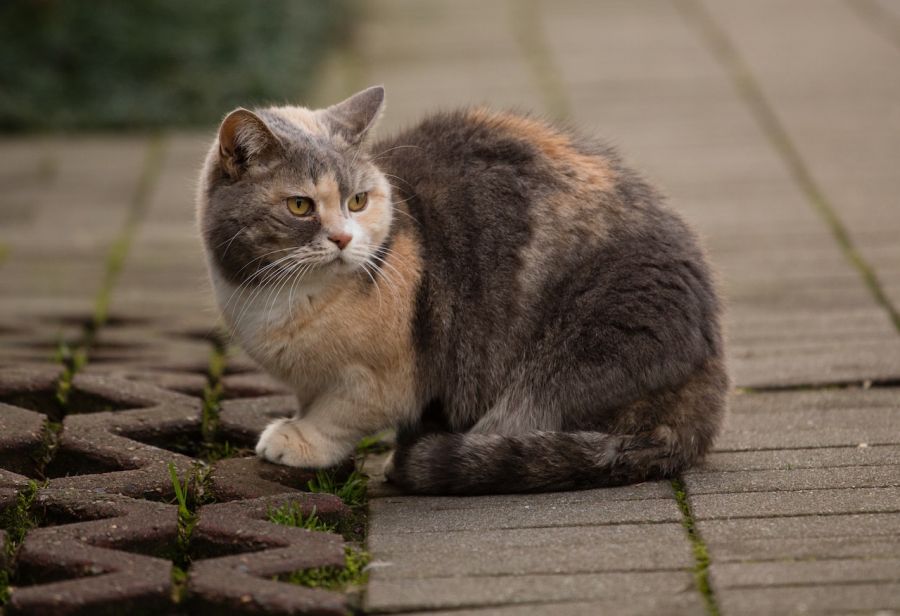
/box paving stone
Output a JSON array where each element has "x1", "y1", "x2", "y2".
[
  {"x1": 710, "y1": 557, "x2": 900, "y2": 589},
  {"x1": 365, "y1": 570, "x2": 696, "y2": 613},
  {"x1": 369, "y1": 534, "x2": 692, "y2": 578},
  {"x1": 370, "y1": 495, "x2": 682, "y2": 533},
  {"x1": 369, "y1": 521, "x2": 687, "y2": 554},
  {"x1": 208, "y1": 457, "x2": 354, "y2": 502},
  {"x1": 218, "y1": 396, "x2": 297, "y2": 444},
  {"x1": 699, "y1": 512, "x2": 900, "y2": 542},
  {"x1": 705, "y1": 534, "x2": 900, "y2": 563},
  {"x1": 4, "y1": 488, "x2": 177, "y2": 615},
  {"x1": 188, "y1": 494, "x2": 350, "y2": 615},
  {"x1": 376, "y1": 481, "x2": 674, "y2": 509},
  {"x1": 716, "y1": 583, "x2": 900, "y2": 616},
  {"x1": 691, "y1": 487, "x2": 900, "y2": 520},
  {"x1": 714, "y1": 388, "x2": 900, "y2": 452},
  {"x1": 685, "y1": 464, "x2": 900, "y2": 494},
  {"x1": 694, "y1": 445, "x2": 900, "y2": 473},
  {"x1": 398, "y1": 594, "x2": 706, "y2": 616},
  {"x1": 0, "y1": 404, "x2": 47, "y2": 477}
]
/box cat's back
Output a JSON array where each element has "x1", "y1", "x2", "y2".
[
  {"x1": 374, "y1": 109, "x2": 720, "y2": 421},
  {"x1": 374, "y1": 107, "x2": 700, "y2": 292}
]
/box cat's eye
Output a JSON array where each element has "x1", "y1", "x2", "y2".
[
  {"x1": 287, "y1": 196, "x2": 314, "y2": 216},
  {"x1": 348, "y1": 192, "x2": 369, "y2": 212}
]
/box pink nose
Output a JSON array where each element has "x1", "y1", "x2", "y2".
[{"x1": 328, "y1": 231, "x2": 352, "y2": 250}]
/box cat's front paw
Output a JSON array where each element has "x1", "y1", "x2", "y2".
[{"x1": 255, "y1": 418, "x2": 340, "y2": 467}]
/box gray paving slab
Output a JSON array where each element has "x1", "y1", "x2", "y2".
[
  {"x1": 714, "y1": 388, "x2": 900, "y2": 452},
  {"x1": 397, "y1": 594, "x2": 705, "y2": 616},
  {"x1": 685, "y1": 465, "x2": 900, "y2": 494},
  {"x1": 710, "y1": 557, "x2": 900, "y2": 588},
  {"x1": 703, "y1": 534, "x2": 900, "y2": 564},
  {"x1": 691, "y1": 487, "x2": 900, "y2": 520},
  {"x1": 716, "y1": 583, "x2": 900, "y2": 616},
  {"x1": 699, "y1": 512, "x2": 900, "y2": 542},
  {"x1": 376, "y1": 481, "x2": 673, "y2": 509},
  {"x1": 695, "y1": 445, "x2": 900, "y2": 473},
  {"x1": 365, "y1": 570, "x2": 696, "y2": 613},
  {"x1": 370, "y1": 496, "x2": 682, "y2": 533},
  {"x1": 368, "y1": 522, "x2": 686, "y2": 553},
  {"x1": 370, "y1": 537, "x2": 692, "y2": 579}
]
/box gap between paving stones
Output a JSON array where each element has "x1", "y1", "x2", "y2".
[
  {"x1": 676, "y1": 0, "x2": 900, "y2": 333},
  {"x1": 738, "y1": 378, "x2": 900, "y2": 395},
  {"x1": 672, "y1": 478, "x2": 720, "y2": 616},
  {"x1": 0, "y1": 482, "x2": 40, "y2": 606}
]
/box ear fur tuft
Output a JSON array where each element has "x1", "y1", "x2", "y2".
[{"x1": 217, "y1": 108, "x2": 281, "y2": 179}]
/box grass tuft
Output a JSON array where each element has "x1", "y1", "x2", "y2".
[
  {"x1": 267, "y1": 504, "x2": 337, "y2": 534},
  {"x1": 31, "y1": 421, "x2": 63, "y2": 478},
  {"x1": 307, "y1": 469, "x2": 367, "y2": 511},
  {"x1": 0, "y1": 481, "x2": 44, "y2": 605}
]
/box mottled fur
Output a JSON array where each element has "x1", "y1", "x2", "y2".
[{"x1": 197, "y1": 86, "x2": 728, "y2": 495}]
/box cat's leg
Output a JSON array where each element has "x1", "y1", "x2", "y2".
[
  {"x1": 255, "y1": 408, "x2": 358, "y2": 467},
  {"x1": 256, "y1": 367, "x2": 414, "y2": 468},
  {"x1": 469, "y1": 388, "x2": 563, "y2": 435}
]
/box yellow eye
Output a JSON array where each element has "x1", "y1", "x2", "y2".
[
  {"x1": 348, "y1": 192, "x2": 369, "y2": 212},
  {"x1": 287, "y1": 196, "x2": 314, "y2": 216}
]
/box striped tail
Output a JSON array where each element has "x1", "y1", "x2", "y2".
[{"x1": 386, "y1": 429, "x2": 706, "y2": 495}]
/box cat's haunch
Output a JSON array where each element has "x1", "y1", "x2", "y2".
[{"x1": 197, "y1": 86, "x2": 728, "y2": 495}]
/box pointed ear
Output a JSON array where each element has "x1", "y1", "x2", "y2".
[
  {"x1": 323, "y1": 85, "x2": 385, "y2": 145},
  {"x1": 217, "y1": 108, "x2": 281, "y2": 179}
]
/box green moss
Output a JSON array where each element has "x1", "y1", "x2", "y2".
[
  {"x1": 170, "y1": 565, "x2": 189, "y2": 604},
  {"x1": 672, "y1": 478, "x2": 719, "y2": 616},
  {"x1": 31, "y1": 421, "x2": 63, "y2": 478},
  {"x1": 280, "y1": 546, "x2": 370, "y2": 591},
  {"x1": 0, "y1": 481, "x2": 44, "y2": 604},
  {"x1": 1, "y1": 481, "x2": 41, "y2": 551}
]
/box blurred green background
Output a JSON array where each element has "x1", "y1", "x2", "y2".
[{"x1": 0, "y1": 0, "x2": 349, "y2": 132}]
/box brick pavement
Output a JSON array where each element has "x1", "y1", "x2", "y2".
[
  {"x1": 1, "y1": 0, "x2": 899, "y2": 614},
  {"x1": 353, "y1": 1, "x2": 900, "y2": 614}
]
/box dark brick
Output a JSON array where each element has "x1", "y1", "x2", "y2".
[
  {"x1": 4, "y1": 488, "x2": 176, "y2": 616},
  {"x1": 188, "y1": 494, "x2": 350, "y2": 615}
]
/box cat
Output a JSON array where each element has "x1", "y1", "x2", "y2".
[{"x1": 197, "y1": 85, "x2": 728, "y2": 495}]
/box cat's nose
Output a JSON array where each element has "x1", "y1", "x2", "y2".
[{"x1": 327, "y1": 231, "x2": 352, "y2": 250}]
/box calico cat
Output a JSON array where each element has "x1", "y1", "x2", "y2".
[{"x1": 197, "y1": 86, "x2": 728, "y2": 495}]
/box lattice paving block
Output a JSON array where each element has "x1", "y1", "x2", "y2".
[
  {"x1": 0, "y1": 403, "x2": 47, "y2": 477},
  {"x1": 3, "y1": 488, "x2": 176, "y2": 615},
  {"x1": 188, "y1": 493, "x2": 350, "y2": 615}
]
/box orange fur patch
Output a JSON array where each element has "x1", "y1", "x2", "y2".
[{"x1": 467, "y1": 108, "x2": 615, "y2": 190}]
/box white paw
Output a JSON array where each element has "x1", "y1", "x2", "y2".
[
  {"x1": 381, "y1": 451, "x2": 396, "y2": 477},
  {"x1": 255, "y1": 418, "x2": 336, "y2": 467}
]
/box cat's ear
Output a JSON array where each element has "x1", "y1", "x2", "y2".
[
  {"x1": 323, "y1": 85, "x2": 385, "y2": 145},
  {"x1": 217, "y1": 108, "x2": 282, "y2": 179}
]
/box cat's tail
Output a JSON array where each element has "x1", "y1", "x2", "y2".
[{"x1": 385, "y1": 427, "x2": 709, "y2": 495}]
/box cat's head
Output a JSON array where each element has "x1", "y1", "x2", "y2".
[{"x1": 197, "y1": 86, "x2": 391, "y2": 290}]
